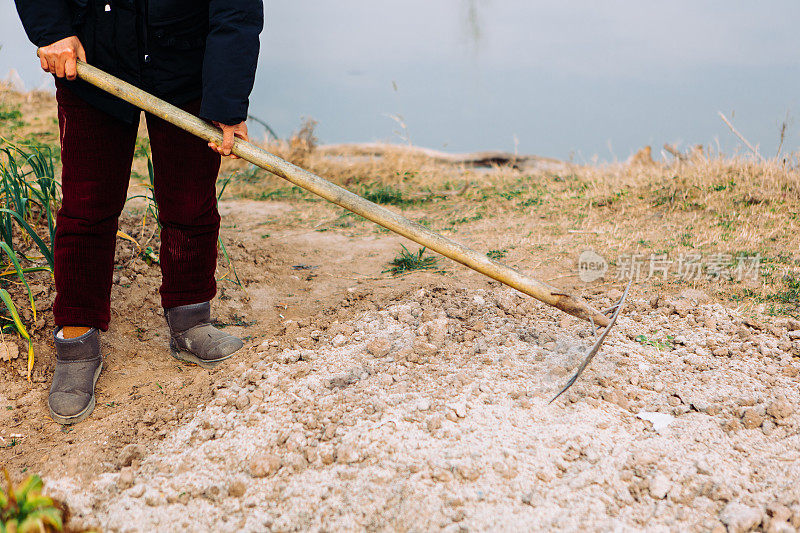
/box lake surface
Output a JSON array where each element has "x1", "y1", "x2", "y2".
[{"x1": 2, "y1": 1, "x2": 799, "y2": 161}]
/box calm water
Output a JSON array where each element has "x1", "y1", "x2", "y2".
[{"x1": 2, "y1": 1, "x2": 799, "y2": 161}]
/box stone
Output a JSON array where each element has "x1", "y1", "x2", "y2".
[
  {"x1": 332, "y1": 334, "x2": 348, "y2": 347},
  {"x1": 250, "y1": 453, "x2": 282, "y2": 477},
  {"x1": 719, "y1": 502, "x2": 763, "y2": 533},
  {"x1": 117, "y1": 444, "x2": 147, "y2": 468},
  {"x1": 413, "y1": 338, "x2": 439, "y2": 357},
  {"x1": 649, "y1": 473, "x2": 671, "y2": 499},
  {"x1": 235, "y1": 393, "x2": 250, "y2": 410},
  {"x1": 319, "y1": 445, "x2": 335, "y2": 465},
  {"x1": 336, "y1": 445, "x2": 359, "y2": 464},
  {"x1": 767, "y1": 399, "x2": 794, "y2": 420},
  {"x1": 672, "y1": 299, "x2": 692, "y2": 318},
  {"x1": 742, "y1": 408, "x2": 765, "y2": 429},
  {"x1": 117, "y1": 467, "x2": 134, "y2": 490},
  {"x1": 367, "y1": 337, "x2": 392, "y2": 357},
  {"x1": 427, "y1": 414, "x2": 444, "y2": 432},
  {"x1": 228, "y1": 479, "x2": 247, "y2": 498}
]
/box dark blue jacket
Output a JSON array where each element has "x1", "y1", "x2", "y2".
[{"x1": 14, "y1": 0, "x2": 263, "y2": 125}]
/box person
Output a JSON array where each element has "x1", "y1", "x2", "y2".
[{"x1": 14, "y1": 0, "x2": 264, "y2": 425}]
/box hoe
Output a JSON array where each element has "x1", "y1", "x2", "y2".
[{"x1": 70, "y1": 60, "x2": 629, "y2": 399}]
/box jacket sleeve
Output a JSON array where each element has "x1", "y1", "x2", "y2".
[
  {"x1": 14, "y1": 0, "x2": 76, "y2": 48},
  {"x1": 199, "y1": 0, "x2": 264, "y2": 125}
]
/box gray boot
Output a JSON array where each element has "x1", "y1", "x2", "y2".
[
  {"x1": 165, "y1": 302, "x2": 243, "y2": 369},
  {"x1": 49, "y1": 328, "x2": 103, "y2": 425}
]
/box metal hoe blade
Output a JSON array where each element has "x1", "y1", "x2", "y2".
[{"x1": 549, "y1": 279, "x2": 632, "y2": 403}]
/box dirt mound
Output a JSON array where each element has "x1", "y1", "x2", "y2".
[{"x1": 42, "y1": 287, "x2": 800, "y2": 532}]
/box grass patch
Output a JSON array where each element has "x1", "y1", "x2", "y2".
[
  {"x1": 486, "y1": 249, "x2": 507, "y2": 260},
  {"x1": 383, "y1": 245, "x2": 438, "y2": 275}
]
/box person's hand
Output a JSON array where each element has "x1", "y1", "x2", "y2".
[
  {"x1": 37, "y1": 36, "x2": 86, "y2": 80},
  {"x1": 209, "y1": 121, "x2": 248, "y2": 158}
]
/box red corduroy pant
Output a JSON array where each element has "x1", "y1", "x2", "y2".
[{"x1": 54, "y1": 80, "x2": 221, "y2": 331}]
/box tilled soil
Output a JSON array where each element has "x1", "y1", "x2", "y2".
[
  {"x1": 45, "y1": 286, "x2": 800, "y2": 532},
  {"x1": 1, "y1": 198, "x2": 800, "y2": 532}
]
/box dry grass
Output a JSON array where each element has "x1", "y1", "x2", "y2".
[
  {"x1": 222, "y1": 121, "x2": 799, "y2": 318},
  {"x1": 3, "y1": 84, "x2": 798, "y2": 319}
]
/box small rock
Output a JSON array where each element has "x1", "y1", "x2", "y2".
[
  {"x1": 673, "y1": 299, "x2": 692, "y2": 317},
  {"x1": 367, "y1": 337, "x2": 392, "y2": 357},
  {"x1": 128, "y1": 484, "x2": 146, "y2": 498},
  {"x1": 767, "y1": 398, "x2": 794, "y2": 420},
  {"x1": 235, "y1": 394, "x2": 250, "y2": 410},
  {"x1": 719, "y1": 502, "x2": 763, "y2": 533},
  {"x1": 228, "y1": 479, "x2": 247, "y2": 498},
  {"x1": 413, "y1": 338, "x2": 439, "y2": 357},
  {"x1": 335, "y1": 445, "x2": 359, "y2": 464},
  {"x1": 245, "y1": 369, "x2": 262, "y2": 384},
  {"x1": 319, "y1": 445, "x2": 335, "y2": 465},
  {"x1": 332, "y1": 334, "x2": 348, "y2": 347},
  {"x1": 742, "y1": 408, "x2": 765, "y2": 429},
  {"x1": 649, "y1": 473, "x2": 671, "y2": 499},
  {"x1": 250, "y1": 453, "x2": 282, "y2": 477},
  {"x1": 117, "y1": 467, "x2": 134, "y2": 490},
  {"x1": 427, "y1": 414, "x2": 444, "y2": 432},
  {"x1": 117, "y1": 444, "x2": 146, "y2": 468}
]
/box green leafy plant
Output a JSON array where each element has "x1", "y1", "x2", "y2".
[
  {"x1": 1, "y1": 469, "x2": 63, "y2": 533},
  {"x1": 383, "y1": 245, "x2": 438, "y2": 275},
  {"x1": 0, "y1": 143, "x2": 61, "y2": 380},
  {"x1": 634, "y1": 334, "x2": 674, "y2": 351}
]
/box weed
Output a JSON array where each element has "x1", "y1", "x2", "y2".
[
  {"x1": 1, "y1": 469, "x2": 63, "y2": 532},
  {"x1": 361, "y1": 184, "x2": 410, "y2": 206},
  {"x1": 383, "y1": 245, "x2": 438, "y2": 275},
  {"x1": 486, "y1": 249, "x2": 508, "y2": 260},
  {"x1": 634, "y1": 334, "x2": 674, "y2": 351}
]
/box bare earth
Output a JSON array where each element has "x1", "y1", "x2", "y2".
[{"x1": 1, "y1": 87, "x2": 800, "y2": 532}]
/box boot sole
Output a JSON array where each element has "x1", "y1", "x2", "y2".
[
  {"x1": 48, "y1": 362, "x2": 103, "y2": 426},
  {"x1": 170, "y1": 348, "x2": 238, "y2": 370}
]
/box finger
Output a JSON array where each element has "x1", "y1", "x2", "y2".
[
  {"x1": 65, "y1": 56, "x2": 77, "y2": 80},
  {"x1": 55, "y1": 56, "x2": 66, "y2": 78},
  {"x1": 47, "y1": 56, "x2": 57, "y2": 74},
  {"x1": 40, "y1": 53, "x2": 49, "y2": 72},
  {"x1": 221, "y1": 127, "x2": 234, "y2": 155},
  {"x1": 235, "y1": 124, "x2": 249, "y2": 142},
  {"x1": 77, "y1": 43, "x2": 87, "y2": 62}
]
